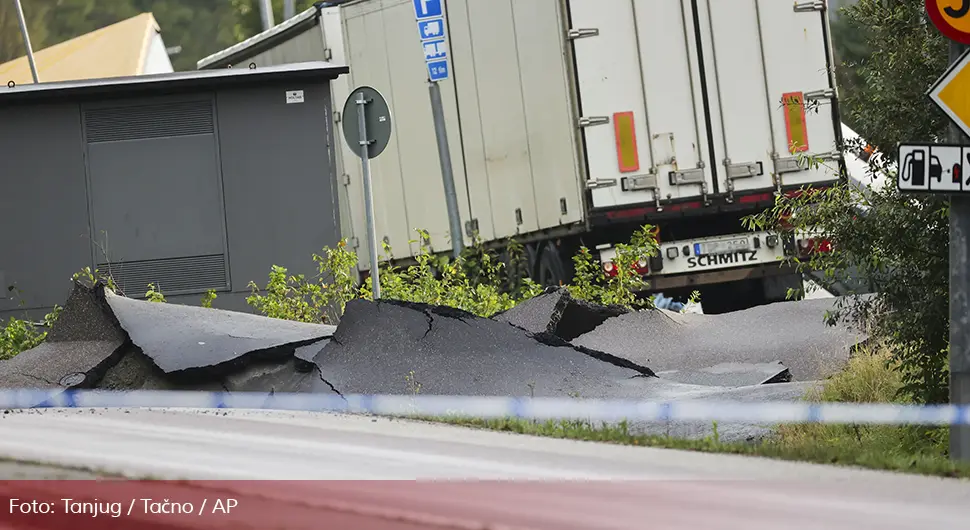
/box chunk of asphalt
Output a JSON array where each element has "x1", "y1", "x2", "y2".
[
  {"x1": 0, "y1": 282, "x2": 127, "y2": 390},
  {"x1": 572, "y1": 297, "x2": 866, "y2": 382},
  {"x1": 493, "y1": 287, "x2": 629, "y2": 341},
  {"x1": 295, "y1": 339, "x2": 329, "y2": 365},
  {"x1": 311, "y1": 299, "x2": 655, "y2": 399},
  {"x1": 655, "y1": 361, "x2": 793, "y2": 388},
  {"x1": 492, "y1": 288, "x2": 566, "y2": 335},
  {"x1": 103, "y1": 289, "x2": 336, "y2": 375}
]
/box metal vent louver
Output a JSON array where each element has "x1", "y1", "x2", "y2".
[
  {"x1": 97, "y1": 254, "x2": 228, "y2": 296},
  {"x1": 84, "y1": 100, "x2": 215, "y2": 143}
]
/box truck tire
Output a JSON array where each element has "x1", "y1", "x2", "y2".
[{"x1": 534, "y1": 241, "x2": 569, "y2": 288}]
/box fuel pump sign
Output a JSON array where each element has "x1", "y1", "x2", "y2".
[{"x1": 897, "y1": 142, "x2": 969, "y2": 193}]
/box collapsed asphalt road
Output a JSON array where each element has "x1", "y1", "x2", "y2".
[{"x1": 0, "y1": 283, "x2": 865, "y2": 441}]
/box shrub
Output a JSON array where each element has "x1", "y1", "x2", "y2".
[
  {"x1": 359, "y1": 229, "x2": 540, "y2": 317},
  {"x1": 0, "y1": 317, "x2": 47, "y2": 360},
  {"x1": 567, "y1": 224, "x2": 659, "y2": 309},
  {"x1": 247, "y1": 225, "x2": 660, "y2": 322},
  {"x1": 0, "y1": 306, "x2": 61, "y2": 360}
]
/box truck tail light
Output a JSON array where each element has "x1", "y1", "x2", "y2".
[
  {"x1": 797, "y1": 237, "x2": 833, "y2": 257},
  {"x1": 602, "y1": 259, "x2": 650, "y2": 278}
]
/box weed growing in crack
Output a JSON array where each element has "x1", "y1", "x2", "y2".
[
  {"x1": 405, "y1": 370, "x2": 423, "y2": 395},
  {"x1": 145, "y1": 284, "x2": 167, "y2": 303},
  {"x1": 72, "y1": 266, "x2": 118, "y2": 294},
  {"x1": 683, "y1": 290, "x2": 702, "y2": 313},
  {"x1": 200, "y1": 290, "x2": 217, "y2": 309}
]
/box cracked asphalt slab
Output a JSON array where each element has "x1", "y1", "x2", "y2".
[
  {"x1": 309, "y1": 299, "x2": 653, "y2": 399},
  {"x1": 572, "y1": 297, "x2": 866, "y2": 382},
  {"x1": 493, "y1": 287, "x2": 629, "y2": 341},
  {"x1": 1, "y1": 282, "x2": 336, "y2": 395},
  {"x1": 0, "y1": 283, "x2": 126, "y2": 390},
  {"x1": 104, "y1": 288, "x2": 335, "y2": 374}
]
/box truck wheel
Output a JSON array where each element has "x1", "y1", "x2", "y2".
[{"x1": 534, "y1": 241, "x2": 569, "y2": 288}]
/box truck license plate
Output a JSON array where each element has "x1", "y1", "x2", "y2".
[{"x1": 694, "y1": 238, "x2": 749, "y2": 256}]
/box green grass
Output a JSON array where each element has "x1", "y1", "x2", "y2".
[{"x1": 415, "y1": 344, "x2": 970, "y2": 479}]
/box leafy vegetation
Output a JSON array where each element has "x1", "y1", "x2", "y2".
[
  {"x1": 245, "y1": 226, "x2": 660, "y2": 321},
  {"x1": 0, "y1": 316, "x2": 48, "y2": 361},
  {"x1": 836, "y1": 0, "x2": 948, "y2": 153},
  {"x1": 0, "y1": 293, "x2": 60, "y2": 361}
]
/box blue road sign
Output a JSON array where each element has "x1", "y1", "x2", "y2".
[
  {"x1": 427, "y1": 60, "x2": 449, "y2": 82},
  {"x1": 413, "y1": 0, "x2": 449, "y2": 82},
  {"x1": 418, "y1": 17, "x2": 445, "y2": 40},
  {"x1": 422, "y1": 38, "x2": 447, "y2": 62},
  {"x1": 413, "y1": 0, "x2": 442, "y2": 19}
]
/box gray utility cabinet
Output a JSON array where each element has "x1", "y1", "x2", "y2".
[{"x1": 0, "y1": 61, "x2": 349, "y2": 319}]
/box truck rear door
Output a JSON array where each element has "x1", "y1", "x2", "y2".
[
  {"x1": 567, "y1": 0, "x2": 715, "y2": 210},
  {"x1": 698, "y1": 0, "x2": 842, "y2": 197}
]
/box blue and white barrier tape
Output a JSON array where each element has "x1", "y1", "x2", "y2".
[{"x1": 2, "y1": 389, "x2": 969, "y2": 426}]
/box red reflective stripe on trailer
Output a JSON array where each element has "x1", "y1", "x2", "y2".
[
  {"x1": 738, "y1": 193, "x2": 774, "y2": 204},
  {"x1": 665, "y1": 201, "x2": 703, "y2": 211},
  {"x1": 613, "y1": 111, "x2": 640, "y2": 173},
  {"x1": 606, "y1": 207, "x2": 652, "y2": 220},
  {"x1": 604, "y1": 201, "x2": 704, "y2": 221}
]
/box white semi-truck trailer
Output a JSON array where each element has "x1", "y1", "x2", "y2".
[{"x1": 199, "y1": 0, "x2": 845, "y2": 313}]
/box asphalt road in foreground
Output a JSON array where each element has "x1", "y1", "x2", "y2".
[{"x1": 0, "y1": 408, "x2": 967, "y2": 529}]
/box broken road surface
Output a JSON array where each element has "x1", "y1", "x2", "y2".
[{"x1": 0, "y1": 282, "x2": 865, "y2": 441}]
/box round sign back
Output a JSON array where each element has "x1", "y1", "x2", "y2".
[
  {"x1": 927, "y1": 0, "x2": 970, "y2": 45},
  {"x1": 342, "y1": 86, "x2": 393, "y2": 160}
]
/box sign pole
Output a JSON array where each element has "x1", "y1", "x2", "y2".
[
  {"x1": 947, "y1": 38, "x2": 970, "y2": 462},
  {"x1": 414, "y1": 0, "x2": 464, "y2": 258},
  {"x1": 429, "y1": 80, "x2": 465, "y2": 258},
  {"x1": 357, "y1": 91, "x2": 382, "y2": 300}
]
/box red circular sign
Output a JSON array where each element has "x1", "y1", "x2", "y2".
[{"x1": 926, "y1": 0, "x2": 970, "y2": 45}]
